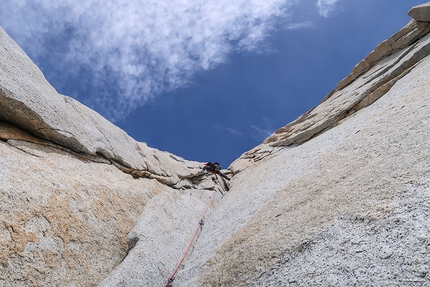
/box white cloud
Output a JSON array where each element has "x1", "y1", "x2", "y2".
[
  {"x1": 317, "y1": 0, "x2": 341, "y2": 17},
  {"x1": 0, "y1": 0, "x2": 293, "y2": 121},
  {"x1": 286, "y1": 21, "x2": 315, "y2": 30}
]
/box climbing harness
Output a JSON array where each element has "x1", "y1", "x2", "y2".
[{"x1": 163, "y1": 175, "x2": 219, "y2": 287}]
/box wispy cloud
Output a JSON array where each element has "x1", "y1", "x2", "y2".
[
  {"x1": 286, "y1": 21, "x2": 315, "y2": 30},
  {"x1": 215, "y1": 125, "x2": 244, "y2": 136},
  {"x1": 0, "y1": 0, "x2": 294, "y2": 121},
  {"x1": 317, "y1": 0, "x2": 341, "y2": 17},
  {"x1": 251, "y1": 125, "x2": 273, "y2": 140},
  {"x1": 251, "y1": 117, "x2": 274, "y2": 140}
]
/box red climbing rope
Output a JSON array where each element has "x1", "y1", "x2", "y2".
[{"x1": 163, "y1": 175, "x2": 219, "y2": 287}]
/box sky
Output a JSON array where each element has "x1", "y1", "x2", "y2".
[{"x1": 0, "y1": 0, "x2": 425, "y2": 168}]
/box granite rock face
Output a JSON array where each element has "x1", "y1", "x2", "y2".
[
  {"x1": 2, "y1": 2, "x2": 430, "y2": 287},
  {"x1": 0, "y1": 26, "x2": 203, "y2": 183},
  {"x1": 0, "y1": 134, "x2": 152, "y2": 286},
  {"x1": 0, "y1": 26, "x2": 226, "y2": 286},
  {"x1": 173, "y1": 3, "x2": 430, "y2": 286},
  {"x1": 0, "y1": 128, "x2": 222, "y2": 286},
  {"x1": 262, "y1": 18, "x2": 430, "y2": 148},
  {"x1": 181, "y1": 54, "x2": 430, "y2": 285}
]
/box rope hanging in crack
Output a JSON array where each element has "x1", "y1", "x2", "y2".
[{"x1": 163, "y1": 175, "x2": 219, "y2": 287}]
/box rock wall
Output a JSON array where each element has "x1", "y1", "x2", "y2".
[
  {"x1": 0, "y1": 26, "x2": 205, "y2": 184},
  {"x1": 181, "y1": 54, "x2": 430, "y2": 285},
  {"x1": 1, "y1": 2, "x2": 430, "y2": 287},
  {"x1": 0, "y1": 131, "x2": 152, "y2": 286},
  {"x1": 174, "y1": 3, "x2": 430, "y2": 286},
  {"x1": 0, "y1": 25, "x2": 228, "y2": 286}
]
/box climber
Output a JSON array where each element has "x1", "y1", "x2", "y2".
[{"x1": 203, "y1": 162, "x2": 230, "y2": 180}]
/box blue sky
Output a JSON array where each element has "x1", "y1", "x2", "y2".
[{"x1": 0, "y1": 0, "x2": 425, "y2": 168}]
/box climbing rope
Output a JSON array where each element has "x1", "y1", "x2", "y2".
[{"x1": 163, "y1": 174, "x2": 219, "y2": 287}]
